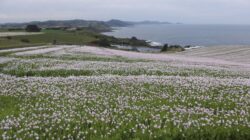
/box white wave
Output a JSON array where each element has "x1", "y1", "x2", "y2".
[
  {"x1": 146, "y1": 40, "x2": 163, "y2": 47},
  {"x1": 185, "y1": 46, "x2": 204, "y2": 50}
]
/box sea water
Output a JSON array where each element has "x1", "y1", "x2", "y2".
[{"x1": 103, "y1": 24, "x2": 250, "y2": 47}]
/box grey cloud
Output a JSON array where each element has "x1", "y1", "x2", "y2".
[{"x1": 0, "y1": 0, "x2": 250, "y2": 24}]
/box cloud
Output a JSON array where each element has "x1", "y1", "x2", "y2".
[{"x1": 0, "y1": 0, "x2": 250, "y2": 24}]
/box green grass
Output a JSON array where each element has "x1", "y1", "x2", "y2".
[
  {"x1": 0, "y1": 95, "x2": 20, "y2": 120},
  {"x1": 0, "y1": 67, "x2": 241, "y2": 78},
  {"x1": 0, "y1": 51, "x2": 14, "y2": 56},
  {"x1": 0, "y1": 59, "x2": 245, "y2": 78},
  {"x1": 0, "y1": 28, "x2": 25, "y2": 32},
  {"x1": 1, "y1": 69, "x2": 165, "y2": 77},
  {"x1": 0, "y1": 29, "x2": 98, "y2": 49}
]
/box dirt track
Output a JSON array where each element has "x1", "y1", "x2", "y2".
[{"x1": 0, "y1": 32, "x2": 43, "y2": 37}]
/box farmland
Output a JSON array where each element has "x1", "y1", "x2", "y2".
[
  {"x1": 0, "y1": 45, "x2": 250, "y2": 139},
  {"x1": 0, "y1": 30, "x2": 97, "y2": 50}
]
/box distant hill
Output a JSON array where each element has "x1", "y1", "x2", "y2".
[
  {"x1": 134, "y1": 21, "x2": 171, "y2": 25},
  {"x1": 0, "y1": 19, "x2": 132, "y2": 28},
  {"x1": 106, "y1": 19, "x2": 133, "y2": 27},
  {"x1": 0, "y1": 19, "x2": 171, "y2": 29},
  {"x1": 0, "y1": 19, "x2": 109, "y2": 28}
]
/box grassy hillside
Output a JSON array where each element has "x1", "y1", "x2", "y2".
[
  {"x1": 0, "y1": 28, "x2": 150, "y2": 50},
  {"x1": 0, "y1": 29, "x2": 98, "y2": 49}
]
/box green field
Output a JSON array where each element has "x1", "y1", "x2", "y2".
[{"x1": 0, "y1": 29, "x2": 98, "y2": 49}]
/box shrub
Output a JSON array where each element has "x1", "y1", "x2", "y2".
[
  {"x1": 161, "y1": 44, "x2": 185, "y2": 52},
  {"x1": 6, "y1": 36, "x2": 12, "y2": 40},
  {"x1": 20, "y1": 39, "x2": 30, "y2": 43},
  {"x1": 169, "y1": 45, "x2": 182, "y2": 48},
  {"x1": 161, "y1": 44, "x2": 169, "y2": 52},
  {"x1": 131, "y1": 36, "x2": 138, "y2": 41},
  {"x1": 25, "y1": 25, "x2": 41, "y2": 32},
  {"x1": 52, "y1": 40, "x2": 57, "y2": 45},
  {"x1": 129, "y1": 37, "x2": 148, "y2": 46},
  {"x1": 92, "y1": 38, "x2": 111, "y2": 47}
]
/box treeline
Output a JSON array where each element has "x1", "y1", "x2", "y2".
[
  {"x1": 161, "y1": 44, "x2": 188, "y2": 52},
  {"x1": 90, "y1": 36, "x2": 149, "y2": 48}
]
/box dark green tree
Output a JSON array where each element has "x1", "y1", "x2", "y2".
[
  {"x1": 25, "y1": 25, "x2": 41, "y2": 32},
  {"x1": 161, "y1": 44, "x2": 169, "y2": 52}
]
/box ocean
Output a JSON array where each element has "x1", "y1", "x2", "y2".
[{"x1": 103, "y1": 24, "x2": 250, "y2": 47}]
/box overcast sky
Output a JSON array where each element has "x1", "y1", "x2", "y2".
[{"x1": 0, "y1": 0, "x2": 250, "y2": 24}]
